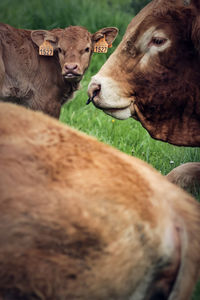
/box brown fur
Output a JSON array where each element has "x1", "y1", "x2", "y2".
[
  {"x1": 0, "y1": 102, "x2": 199, "y2": 300},
  {"x1": 0, "y1": 23, "x2": 118, "y2": 118}
]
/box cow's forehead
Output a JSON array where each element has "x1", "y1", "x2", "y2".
[
  {"x1": 56, "y1": 26, "x2": 91, "y2": 47},
  {"x1": 123, "y1": 0, "x2": 155, "y2": 39},
  {"x1": 123, "y1": 0, "x2": 190, "y2": 44}
]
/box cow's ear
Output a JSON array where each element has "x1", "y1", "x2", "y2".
[
  {"x1": 92, "y1": 27, "x2": 118, "y2": 46},
  {"x1": 31, "y1": 30, "x2": 58, "y2": 49}
]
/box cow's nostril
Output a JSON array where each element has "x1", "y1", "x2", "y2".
[
  {"x1": 92, "y1": 84, "x2": 101, "y2": 98},
  {"x1": 87, "y1": 84, "x2": 101, "y2": 105},
  {"x1": 65, "y1": 64, "x2": 78, "y2": 71}
]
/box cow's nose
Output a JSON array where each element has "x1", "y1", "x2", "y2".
[
  {"x1": 87, "y1": 83, "x2": 101, "y2": 101},
  {"x1": 64, "y1": 63, "x2": 78, "y2": 71}
]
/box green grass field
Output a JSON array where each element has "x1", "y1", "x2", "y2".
[{"x1": 1, "y1": 0, "x2": 200, "y2": 298}]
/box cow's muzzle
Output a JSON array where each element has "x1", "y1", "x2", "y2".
[
  {"x1": 63, "y1": 63, "x2": 83, "y2": 81},
  {"x1": 63, "y1": 72, "x2": 82, "y2": 81}
]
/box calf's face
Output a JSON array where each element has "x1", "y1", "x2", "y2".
[
  {"x1": 88, "y1": 0, "x2": 200, "y2": 146},
  {"x1": 31, "y1": 26, "x2": 118, "y2": 82}
]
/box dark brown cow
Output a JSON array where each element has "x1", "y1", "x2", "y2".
[
  {"x1": 87, "y1": 0, "x2": 200, "y2": 190},
  {"x1": 0, "y1": 23, "x2": 118, "y2": 118},
  {"x1": 88, "y1": 0, "x2": 200, "y2": 146},
  {"x1": 0, "y1": 102, "x2": 200, "y2": 300}
]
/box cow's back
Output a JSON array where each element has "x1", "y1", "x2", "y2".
[
  {"x1": 0, "y1": 103, "x2": 200, "y2": 299},
  {"x1": 0, "y1": 23, "x2": 39, "y2": 77},
  {"x1": 0, "y1": 23, "x2": 40, "y2": 106}
]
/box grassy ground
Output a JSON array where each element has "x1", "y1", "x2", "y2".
[{"x1": 1, "y1": 0, "x2": 200, "y2": 298}]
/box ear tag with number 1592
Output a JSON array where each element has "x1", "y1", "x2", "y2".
[{"x1": 39, "y1": 40, "x2": 54, "y2": 56}]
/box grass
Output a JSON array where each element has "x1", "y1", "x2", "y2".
[{"x1": 1, "y1": 0, "x2": 200, "y2": 298}]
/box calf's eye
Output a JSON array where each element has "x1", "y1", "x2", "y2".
[
  {"x1": 58, "y1": 48, "x2": 66, "y2": 55},
  {"x1": 151, "y1": 37, "x2": 167, "y2": 46},
  {"x1": 85, "y1": 47, "x2": 90, "y2": 52}
]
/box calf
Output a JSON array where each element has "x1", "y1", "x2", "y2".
[
  {"x1": 0, "y1": 23, "x2": 118, "y2": 118},
  {"x1": 88, "y1": 0, "x2": 200, "y2": 190},
  {"x1": 0, "y1": 102, "x2": 199, "y2": 300}
]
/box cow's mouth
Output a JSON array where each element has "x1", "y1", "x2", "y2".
[
  {"x1": 102, "y1": 106, "x2": 133, "y2": 120},
  {"x1": 87, "y1": 92, "x2": 135, "y2": 111},
  {"x1": 93, "y1": 101, "x2": 130, "y2": 112},
  {"x1": 63, "y1": 73, "x2": 82, "y2": 81},
  {"x1": 87, "y1": 94, "x2": 136, "y2": 120}
]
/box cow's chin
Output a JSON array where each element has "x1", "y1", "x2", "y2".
[{"x1": 103, "y1": 107, "x2": 132, "y2": 120}]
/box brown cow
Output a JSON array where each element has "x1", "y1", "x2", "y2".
[
  {"x1": 0, "y1": 102, "x2": 200, "y2": 300},
  {"x1": 0, "y1": 23, "x2": 118, "y2": 118},
  {"x1": 87, "y1": 0, "x2": 200, "y2": 190}
]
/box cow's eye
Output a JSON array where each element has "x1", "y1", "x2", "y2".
[
  {"x1": 151, "y1": 37, "x2": 167, "y2": 46},
  {"x1": 85, "y1": 47, "x2": 90, "y2": 53},
  {"x1": 58, "y1": 48, "x2": 66, "y2": 55}
]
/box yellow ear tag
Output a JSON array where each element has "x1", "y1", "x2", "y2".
[
  {"x1": 94, "y1": 36, "x2": 109, "y2": 53},
  {"x1": 39, "y1": 40, "x2": 54, "y2": 56}
]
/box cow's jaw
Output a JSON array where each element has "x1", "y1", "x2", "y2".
[{"x1": 88, "y1": 74, "x2": 136, "y2": 120}]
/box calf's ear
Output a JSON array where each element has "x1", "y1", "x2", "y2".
[
  {"x1": 92, "y1": 27, "x2": 118, "y2": 46},
  {"x1": 31, "y1": 30, "x2": 58, "y2": 49}
]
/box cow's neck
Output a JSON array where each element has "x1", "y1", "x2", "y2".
[{"x1": 60, "y1": 79, "x2": 80, "y2": 105}]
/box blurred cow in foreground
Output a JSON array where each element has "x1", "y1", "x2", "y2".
[
  {"x1": 0, "y1": 23, "x2": 118, "y2": 118},
  {"x1": 88, "y1": 0, "x2": 200, "y2": 191},
  {"x1": 0, "y1": 102, "x2": 199, "y2": 300}
]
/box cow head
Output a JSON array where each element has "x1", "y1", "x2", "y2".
[
  {"x1": 88, "y1": 0, "x2": 200, "y2": 146},
  {"x1": 31, "y1": 26, "x2": 118, "y2": 82}
]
